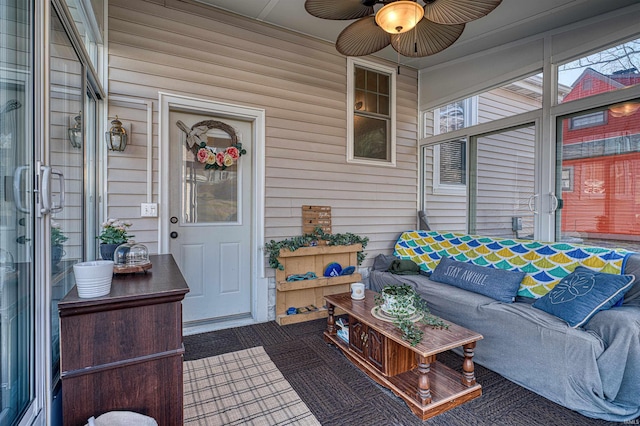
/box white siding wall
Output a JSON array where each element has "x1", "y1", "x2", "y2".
[{"x1": 106, "y1": 0, "x2": 419, "y2": 266}]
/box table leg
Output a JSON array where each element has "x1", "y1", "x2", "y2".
[
  {"x1": 462, "y1": 342, "x2": 477, "y2": 387},
  {"x1": 416, "y1": 354, "x2": 435, "y2": 405},
  {"x1": 326, "y1": 302, "x2": 336, "y2": 336}
]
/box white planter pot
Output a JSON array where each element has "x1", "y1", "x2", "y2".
[
  {"x1": 381, "y1": 288, "x2": 416, "y2": 317},
  {"x1": 73, "y1": 260, "x2": 114, "y2": 298}
]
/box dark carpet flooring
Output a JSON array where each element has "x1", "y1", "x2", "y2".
[{"x1": 184, "y1": 318, "x2": 620, "y2": 426}]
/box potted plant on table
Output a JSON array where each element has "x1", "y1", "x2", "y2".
[
  {"x1": 374, "y1": 284, "x2": 448, "y2": 347},
  {"x1": 97, "y1": 218, "x2": 134, "y2": 261}
]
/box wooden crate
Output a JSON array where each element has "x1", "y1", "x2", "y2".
[{"x1": 275, "y1": 244, "x2": 362, "y2": 325}]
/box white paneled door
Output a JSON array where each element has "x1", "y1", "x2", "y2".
[{"x1": 169, "y1": 110, "x2": 253, "y2": 324}]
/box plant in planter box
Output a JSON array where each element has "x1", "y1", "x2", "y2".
[
  {"x1": 374, "y1": 284, "x2": 448, "y2": 346},
  {"x1": 264, "y1": 227, "x2": 368, "y2": 271}
]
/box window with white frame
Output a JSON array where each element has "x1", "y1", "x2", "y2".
[
  {"x1": 347, "y1": 58, "x2": 396, "y2": 166},
  {"x1": 431, "y1": 97, "x2": 476, "y2": 194}
]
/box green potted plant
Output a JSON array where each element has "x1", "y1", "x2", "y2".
[
  {"x1": 97, "y1": 218, "x2": 134, "y2": 261},
  {"x1": 374, "y1": 284, "x2": 448, "y2": 346},
  {"x1": 51, "y1": 221, "x2": 68, "y2": 268},
  {"x1": 264, "y1": 227, "x2": 368, "y2": 271}
]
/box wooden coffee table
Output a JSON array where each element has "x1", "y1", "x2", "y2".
[{"x1": 324, "y1": 290, "x2": 483, "y2": 420}]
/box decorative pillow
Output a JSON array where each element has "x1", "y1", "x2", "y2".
[
  {"x1": 430, "y1": 257, "x2": 525, "y2": 303},
  {"x1": 373, "y1": 254, "x2": 398, "y2": 271},
  {"x1": 388, "y1": 259, "x2": 421, "y2": 275},
  {"x1": 532, "y1": 266, "x2": 636, "y2": 328}
]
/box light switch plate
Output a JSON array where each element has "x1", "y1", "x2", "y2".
[{"x1": 141, "y1": 202, "x2": 158, "y2": 217}]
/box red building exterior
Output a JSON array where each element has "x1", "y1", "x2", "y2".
[{"x1": 560, "y1": 68, "x2": 640, "y2": 238}]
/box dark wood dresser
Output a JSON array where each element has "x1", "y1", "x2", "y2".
[{"x1": 58, "y1": 254, "x2": 189, "y2": 426}]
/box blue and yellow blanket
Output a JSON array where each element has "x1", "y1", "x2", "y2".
[{"x1": 393, "y1": 230, "x2": 633, "y2": 298}]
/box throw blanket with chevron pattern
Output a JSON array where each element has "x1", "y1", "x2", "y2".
[{"x1": 393, "y1": 230, "x2": 633, "y2": 298}]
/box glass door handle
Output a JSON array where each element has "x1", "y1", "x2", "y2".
[
  {"x1": 12, "y1": 165, "x2": 30, "y2": 213},
  {"x1": 40, "y1": 165, "x2": 66, "y2": 214},
  {"x1": 50, "y1": 169, "x2": 65, "y2": 213},
  {"x1": 527, "y1": 194, "x2": 539, "y2": 215},
  {"x1": 550, "y1": 192, "x2": 559, "y2": 213},
  {"x1": 40, "y1": 165, "x2": 51, "y2": 214}
]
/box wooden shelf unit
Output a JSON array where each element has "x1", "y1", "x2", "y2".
[{"x1": 275, "y1": 244, "x2": 362, "y2": 325}]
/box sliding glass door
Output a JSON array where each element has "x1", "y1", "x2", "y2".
[
  {"x1": 0, "y1": 0, "x2": 36, "y2": 424},
  {"x1": 470, "y1": 124, "x2": 537, "y2": 239},
  {"x1": 48, "y1": 1, "x2": 100, "y2": 406},
  {"x1": 556, "y1": 101, "x2": 640, "y2": 249}
]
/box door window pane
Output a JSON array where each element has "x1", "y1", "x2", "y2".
[
  {"x1": 182, "y1": 133, "x2": 239, "y2": 224},
  {"x1": 50, "y1": 6, "x2": 87, "y2": 386},
  {"x1": 557, "y1": 100, "x2": 640, "y2": 249},
  {"x1": 62, "y1": 0, "x2": 104, "y2": 70},
  {"x1": 0, "y1": 0, "x2": 35, "y2": 423},
  {"x1": 471, "y1": 126, "x2": 536, "y2": 239}
]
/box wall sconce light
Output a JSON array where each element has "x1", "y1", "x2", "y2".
[
  {"x1": 106, "y1": 116, "x2": 128, "y2": 151},
  {"x1": 68, "y1": 113, "x2": 82, "y2": 149}
]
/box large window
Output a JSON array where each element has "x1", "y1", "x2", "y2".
[
  {"x1": 347, "y1": 58, "x2": 396, "y2": 166},
  {"x1": 422, "y1": 73, "x2": 544, "y2": 236},
  {"x1": 558, "y1": 36, "x2": 640, "y2": 104}
]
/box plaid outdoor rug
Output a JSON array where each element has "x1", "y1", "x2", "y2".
[{"x1": 183, "y1": 346, "x2": 321, "y2": 426}]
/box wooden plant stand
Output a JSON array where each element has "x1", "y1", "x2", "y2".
[
  {"x1": 275, "y1": 244, "x2": 362, "y2": 325},
  {"x1": 324, "y1": 290, "x2": 483, "y2": 421}
]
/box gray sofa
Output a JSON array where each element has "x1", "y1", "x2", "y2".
[{"x1": 370, "y1": 245, "x2": 640, "y2": 422}]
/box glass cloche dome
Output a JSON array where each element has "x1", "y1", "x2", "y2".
[{"x1": 113, "y1": 241, "x2": 150, "y2": 267}]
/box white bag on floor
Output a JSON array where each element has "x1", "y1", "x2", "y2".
[{"x1": 85, "y1": 411, "x2": 158, "y2": 426}]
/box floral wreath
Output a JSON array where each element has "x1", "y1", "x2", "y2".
[{"x1": 176, "y1": 119, "x2": 247, "y2": 171}]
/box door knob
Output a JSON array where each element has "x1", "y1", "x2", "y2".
[{"x1": 170, "y1": 231, "x2": 178, "y2": 239}]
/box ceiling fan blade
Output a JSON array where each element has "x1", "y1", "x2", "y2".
[
  {"x1": 390, "y1": 18, "x2": 464, "y2": 57},
  {"x1": 336, "y1": 17, "x2": 391, "y2": 56},
  {"x1": 305, "y1": 0, "x2": 376, "y2": 20},
  {"x1": 424, "y1": 0, "x2": 502, "y2": 25}
]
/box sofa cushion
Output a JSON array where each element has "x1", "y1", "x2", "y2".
[
  {"x1": 532, "y1": 266, "x2": 635, "y2": 328},
  {"x1": 430, "y1": 257, "x2": 525, "y2": 303}
]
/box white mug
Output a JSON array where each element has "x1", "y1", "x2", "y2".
[{"x1": 351, "y1": 282, "x2": 365, "y2": 299}]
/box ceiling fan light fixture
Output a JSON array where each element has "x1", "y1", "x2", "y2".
[{"x1": 375, "y1": 1, "x2": 424, "y2": 34}]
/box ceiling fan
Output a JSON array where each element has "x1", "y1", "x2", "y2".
[{"x1": 304, "y1": 0, "x2": 502, "y2": 57}]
